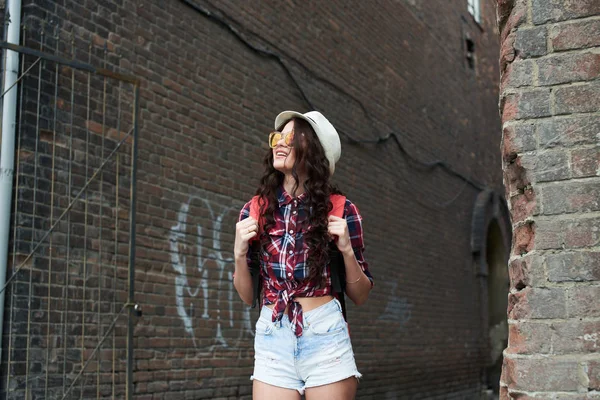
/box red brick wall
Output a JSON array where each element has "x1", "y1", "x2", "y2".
[
  {"x1": 3, "y1": 0, "x2": 503, "y2": 398},
  {"x1": 499, "y1": 0, "x2": 600, "y2": 397}
]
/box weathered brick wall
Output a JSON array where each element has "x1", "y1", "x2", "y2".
[
  {"x1": 0, "y1": 6, "x2": 136, "y2": 397},
  {"x1": 498, "y1": 0, "x2": 600, "y2": 397},
  {"x1": 3, "y1": 0, "x2": 503, "y2": 398}
]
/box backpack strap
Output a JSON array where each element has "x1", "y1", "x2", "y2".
[
  {"x1": 248, "y1": 196, "x2": 265, "y2": 308},
  {"x1": 328, "y1": 195, "x2": 347, "y2": 321},
  {"x1": 248, "y1": 195, "x2": 266, "y2": 243},
  {"x1": 329, "y1": 242, "x2": 346, "y2": 320},
  {"x1": 329, "y1": 194, "x2": 346, "y2": 218},
  {"x1": 248, "y1": 241, "x2": 262, "y2": 308}
]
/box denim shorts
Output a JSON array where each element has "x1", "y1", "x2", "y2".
[{"x1": 251, "y1": 298, "x2": 362, "y2": 394}]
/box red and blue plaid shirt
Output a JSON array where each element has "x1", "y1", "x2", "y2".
[{"x1": 239, "y1": 186, "x2": 373, "y2": 336}]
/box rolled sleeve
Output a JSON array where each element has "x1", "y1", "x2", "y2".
[{"x1": 344, "y1": 200, "x2": 374, "y2": 287}]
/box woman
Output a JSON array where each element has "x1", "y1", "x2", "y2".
[{"x1": 233, "y1": 110, "x2": 374, "y2": 399}]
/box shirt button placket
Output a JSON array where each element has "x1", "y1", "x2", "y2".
[{"x1": 287, "y1": 200, "x2": 298, "y2": 280}]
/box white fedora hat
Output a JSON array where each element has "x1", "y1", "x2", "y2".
[{"x1": 274, "y1": 110, "x2": 341, "y2": 176}]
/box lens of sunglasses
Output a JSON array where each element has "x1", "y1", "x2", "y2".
[
  {"x1": 269, "y1": 131, "x2": 294, "y2": 148},
  {"x1": 269, "y1": 132, "x2": 281, "y2": 148},
  {"x1": 284, "y1": 131, "x2": 294, "y2": 145}
]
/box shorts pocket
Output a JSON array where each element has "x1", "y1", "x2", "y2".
[
  {"x1": 307, "y1": 313, "x2": 346, "y2": 336},
  {"x1": 255, "y1": 316, "x2": 275, "y2": 336}
]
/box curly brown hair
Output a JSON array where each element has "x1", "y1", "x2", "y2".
[{"x1": 256, "y1": 117, "x2": 342, "y2": 286}]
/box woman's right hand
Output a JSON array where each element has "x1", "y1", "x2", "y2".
[{"x1": 234, "y1": 217, "x2": 258, "y2": 259}]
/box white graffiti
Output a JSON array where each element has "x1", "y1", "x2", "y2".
[
  {"x1": 169, "y1": 195, "x2": 254, "y2": 349},
  {"x1": 379, "y1": 282, "x2": 412, "y2": 328},
  {"x1": 580, "y1": 333, "x2": 598, "y2": 348}
]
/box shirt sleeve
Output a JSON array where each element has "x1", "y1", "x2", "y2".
[
  {"x1": 239, "y1": 200, "x2": 252, "y2": 222},
  {"x1": 232, "y1": 200, "x2": 253, "y2": 280},
  {"x1": 344, "y1": 199, "x2": 374, "y2": 287}
]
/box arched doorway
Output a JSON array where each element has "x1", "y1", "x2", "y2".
[
  {"x1": 470, "y1": 189, "x2": 512, "y2": 398},
  {"x1": 485, "y1": 220, "x2": 509, "y2": 394}
]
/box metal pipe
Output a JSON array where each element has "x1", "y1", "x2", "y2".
[
  {"x1": 126, "y1": 82, "x2": 140, "y2": 400},
  {"x1": 0, "y1": 41, "x2": 139, "y2": 84},
  {"x1": 0, "y1": 0, "x2": 23, "y2": 360},
  {"x1": 24, "y1": 27, "x2": 44, "y2": 400}
]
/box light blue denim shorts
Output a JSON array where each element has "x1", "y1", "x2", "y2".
[{"x1": 251, "y1": 298, "x2": 362, "y2": 394}]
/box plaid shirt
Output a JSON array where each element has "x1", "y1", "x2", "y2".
[{"x1": 239, "y1": 186, "x2": 373, "y2": 336}]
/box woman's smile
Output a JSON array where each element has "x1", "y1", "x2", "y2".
[{"x1": 274, "y1": 147, "x2": 289, "y2": 158}]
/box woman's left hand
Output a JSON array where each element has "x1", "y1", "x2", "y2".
[{"x1": 327, "y1": 215, "x2": 352, "y2": 255}]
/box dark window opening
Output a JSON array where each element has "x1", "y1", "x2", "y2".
[{"x1": 466, "y1": 38, "x2": 476, "y2": 70}]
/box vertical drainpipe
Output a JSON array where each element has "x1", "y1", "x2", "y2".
[{"x1": 0, "y1": 0, "x2": 23, "y2": 359}]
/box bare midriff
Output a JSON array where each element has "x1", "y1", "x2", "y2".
[{"x1": 265, "y1": 294, "x2": 334, "y2": 313}]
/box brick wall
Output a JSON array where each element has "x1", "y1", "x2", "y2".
[
  {"x1": 498, "y1": 0, "x2": 600, "y2": 397},
  {"x1": 2, "y1": 0, "x2": 503, "y2": 398}
]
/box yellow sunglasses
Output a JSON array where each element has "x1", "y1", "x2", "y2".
[{"x1": 268, "y1": 130, "x2": 295, "y2": 148}]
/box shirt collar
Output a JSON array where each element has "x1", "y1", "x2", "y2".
[{"x1": 277, "y1": 185, "x2": 307, "y2": 207}]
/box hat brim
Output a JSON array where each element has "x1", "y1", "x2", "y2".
[{"x1": 274, "y1": 111, "x2": 318, "y2": 133}]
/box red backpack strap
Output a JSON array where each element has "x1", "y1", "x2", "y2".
[
  {"x1": 249, "y1": 195, "x2": 261, "y2": 221},
  {"x1": 247, "y1": 196, "x2": 264, "y2": 308},
  {"x1": 328, "y1": 194, "x2": 348, "y2": 322},
  {"x1": 329, "y1": 194, "x2": 346, "y2": 218},
  {"x1": 248, "y1": 196, "x2": 268, "y2": 242}
]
